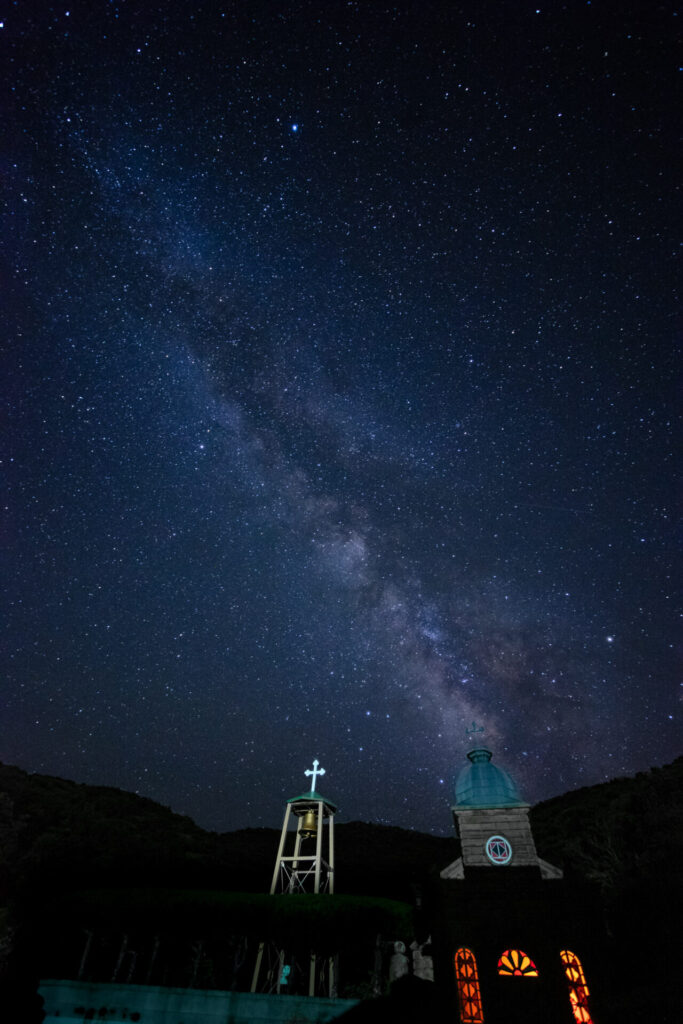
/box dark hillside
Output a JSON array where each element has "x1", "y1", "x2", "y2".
[
  {"x1": 531, "y1": 757, "x2": 683, "y2": 1022},
  {"x1": 0, "y1": 763, "x2": 458, "y2": 900},
  {"x1": 531, "y1": 756, "x2": 683, "y2": 912}
]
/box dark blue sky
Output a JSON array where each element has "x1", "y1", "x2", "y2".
[{"x1": 3, "y1": 1, "x2": 679, "y2": 833}]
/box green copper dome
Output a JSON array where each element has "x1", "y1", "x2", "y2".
[{"x1": 453, "y1": 747, "x2": 526, "y2": 808}]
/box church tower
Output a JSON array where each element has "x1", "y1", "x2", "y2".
[
  {"x1": 442, "y1": 724, "x2": 562, "y2": 881},
  {"x1": 433, "y1": 726, "x2": 598, "y2": 1024}
]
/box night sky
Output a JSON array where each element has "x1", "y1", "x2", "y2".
[{"x1": 3, "y1": 1, "x2": 679, "y2": 835}]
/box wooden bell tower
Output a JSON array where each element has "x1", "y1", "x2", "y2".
[{"x1": 250, "y1": 759, "x2": 338, "y2": 997}]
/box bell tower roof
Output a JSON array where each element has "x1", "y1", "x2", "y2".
[{"x1": 287, "y1": 790, "x2": 338, "y2": 812}]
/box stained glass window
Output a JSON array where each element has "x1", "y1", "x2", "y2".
[
  {"x1": 485, "y1": 835, "x2": 512, "y2": 864},
  {"x1": 497, "y1": 949, "x2": 539, "y2": 977},
  {"x1": 560, "y1": 950, "x2": 594, "y2": 1024},
  {"x1": 455, "y1": 947, "x2": 484, "y2": 1023}
]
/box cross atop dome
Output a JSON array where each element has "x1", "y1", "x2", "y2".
[{"x1": 466, "y1": 720, "x2": 485, "y2": 739}]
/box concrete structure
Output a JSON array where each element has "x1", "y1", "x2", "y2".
[
  {"x1": 39, "y1": 979, "x2": 358, "y2": 1023},
  {"x1": 251, "y1": 760, "x2": 338, "y2": 998}
]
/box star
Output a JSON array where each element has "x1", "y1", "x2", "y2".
[{"x1": 2, "y1": 0, "x2": 677, "y2": 834}]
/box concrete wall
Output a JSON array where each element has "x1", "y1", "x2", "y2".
[{"x1": 39, "y1": 979, "x2": 358, "y2": 1024}]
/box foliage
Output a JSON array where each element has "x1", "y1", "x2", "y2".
[{"x1": 43, "y1": 888, "x2": 413, "y2": 955}]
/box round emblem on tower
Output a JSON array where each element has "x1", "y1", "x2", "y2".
[{"x1": 485, "y1": 835, "x2": 512, "y2": 865}]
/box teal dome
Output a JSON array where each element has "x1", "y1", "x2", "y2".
[{"x1": 453, "y1": 747, "x2": 526, "y2": 808}]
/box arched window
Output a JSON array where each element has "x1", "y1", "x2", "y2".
[
  {"x1": 497, "y1": 949, "x2": 539, "y2": 977},
  {"x1": 560, "y1": 950, "x2": 594, "y2": 1024},
  {"x1": 454, "y1": 947, "x2": 484, "y2": 1023}
]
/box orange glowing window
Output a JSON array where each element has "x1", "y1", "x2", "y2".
[
  {"x1": 455, "y1": 947, "x2": 484, "y2": 1023},
  {"x1": 560, "y1": 950, "x2": 594, "y2": 1024},
  {"x1": 497, "y1": 949, "x2": 539, "y2": 977}
]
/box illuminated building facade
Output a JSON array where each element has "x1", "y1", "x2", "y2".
[{"x1": 432, "y1": 730, "x2": 599, "y2": 1023}]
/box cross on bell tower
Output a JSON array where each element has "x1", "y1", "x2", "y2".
[
  {"x1": 250, "y1": 758, "x2": 338, "y2": 998},
  {"x1": 304, "y1": 758, "x2": 325, "y2": 791}
]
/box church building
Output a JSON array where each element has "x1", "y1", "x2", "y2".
[{"x1": 429, "y1": 727, "x2": 597, "y2": 1023}]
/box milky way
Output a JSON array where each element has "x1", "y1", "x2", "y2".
[{"x1": 3, "y1": 1, "x2": 679, "y2": 833}]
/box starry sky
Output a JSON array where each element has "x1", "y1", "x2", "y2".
[{"x1": 2, "y1": 1, "x2": 679, "y2": 834}]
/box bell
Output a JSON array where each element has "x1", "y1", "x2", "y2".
[{"x1": 300, "y1": 810, "x2": 317, "y2": 838}]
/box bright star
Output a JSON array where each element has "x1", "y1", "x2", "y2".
[{"x1": 291, "y1": 123, "x2": 299, "y2": 132}]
